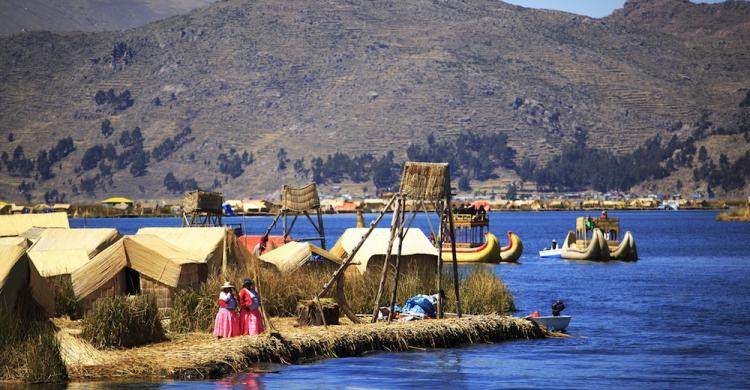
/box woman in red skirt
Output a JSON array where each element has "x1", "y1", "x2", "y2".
[
  {"x1": 239, "y1": 278, "x2": 264, "y2": 335},
  {"x1": 213, "y1": 281, "x2": 240, "y2": 338}
]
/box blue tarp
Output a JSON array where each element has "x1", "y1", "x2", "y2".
[{"x1": 400, "y1": 295, "x2": 436, "y2": 318}]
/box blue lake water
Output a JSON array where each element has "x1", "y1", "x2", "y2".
[{"x1": 68, "y1": 210, "x2": 750, "y2": 389}]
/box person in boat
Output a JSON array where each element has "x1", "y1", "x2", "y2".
[
  {"x1": 239, "y1": 278, "x2": 264, "y2": 336},
  {"x1": 585, "y1": 215, "x2": 595, "y2": 231},
  {"x1": 551, "y1": 239, "x2": 557, "y2": 250},
  {"x1": 253, "y1": 236, "x2": 268, "y2": 257},
  {"x1": 467, "y1": 203, "x2": 476, "y2": 215},
  {"x1": 552, "y1": 300, "x2": 565, "y2": 317},
  {"x1": 213, "y1": 282, "x2": 240, "y2": 339}
]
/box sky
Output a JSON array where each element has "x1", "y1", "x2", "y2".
[{"x1": 503, "y1": 0, "x2": 726, "y2": 18}]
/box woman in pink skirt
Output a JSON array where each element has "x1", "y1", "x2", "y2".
[
  {"x1": 239, "y1": 278, "x2": 264, "y2": 335},
  {"x1": 213, "y1": 281, "x2": 240, "y2": 338}
]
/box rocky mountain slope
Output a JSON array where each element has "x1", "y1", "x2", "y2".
[
  {"x1": 0, "y1": 0, "x2": 216, "y2": 35},
  {"x1": 0, "y1": 0, "x2": 748, "y2": 202}
]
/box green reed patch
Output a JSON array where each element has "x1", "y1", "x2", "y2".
[{"x1": 82, "y1": 294, "x2": 164, "y2": 348}]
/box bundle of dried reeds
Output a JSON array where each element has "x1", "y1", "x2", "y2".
[
  {"x1": 64, "y1": 315, "x2": 546, "y2": 380},
  {"x1": 183, "y1": 191, "x2": 223, "y2": 214},
  {"x1": 399, "y1": 162, "x2": 449, "y2": 201},
  {"x1": 282, "y1": 183, "x2": 321, "y2": 211}
]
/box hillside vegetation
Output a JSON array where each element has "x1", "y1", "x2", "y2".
[{"x1": 0, "y1": 0, "x2": 748, "y2": 202}]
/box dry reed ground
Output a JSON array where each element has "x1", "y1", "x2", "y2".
[{"x1": 55, "y1": 315, "x2": 549, "y2": 381}]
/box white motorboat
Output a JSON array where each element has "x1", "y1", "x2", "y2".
[
  {"x1": 539, "y1": 248, "x2": 562, "y2": 258},
  {"x1": 526, "y1": 315, "x2": 571, "y2": 331}
]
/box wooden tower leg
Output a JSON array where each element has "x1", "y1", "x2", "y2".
[
  {"x1": 436, "y1": 201, "x2": 445, "y2": 319},
  {"x1": 371, "y1": 196, "x2": 402, "y2": 323},
  {"x1": 446, "y1": 195, "x2": 463, "y2": 318},
  {"x1": 387, "y1": 199, "x2": 409, "y2": 322},
  {"x1": 316, "y1": 207, "x2": 326, "y2": 250}
]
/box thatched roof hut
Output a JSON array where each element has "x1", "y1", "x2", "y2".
[
  {"x1": 72, "y1": 227, "x2": 253, "y2": 312},
  {"x1": 71, "y1": 235, "x2": 208, "y2": 312},
  {"x1": 330, "y1": 228, "x2": 437, "y2": 275},
  {"x1": 27, "y1": 228, "x2": 120, "y2": 278},
  {"x1": 0, "y1": 212, "x2": 69, "y2": 237},
  {"x1": 0, "y1": 237, "x2": 54, "y2": 314},
  {"x1": 135, "y1": 227, "x2": 251, "y2": 273},
  {"x1": 70, "y1": 238, "x2": 128, "y2": 311},
  {"x1": 123, "y1": 235, "x2": 207, "y2": 312},
  {"x1": 260, "y1": 241, "x2": 342, "y2": 273}
]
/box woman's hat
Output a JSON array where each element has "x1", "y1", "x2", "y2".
[{"x1": 221, "y1": 281, "x2": 235, "y2": 290}]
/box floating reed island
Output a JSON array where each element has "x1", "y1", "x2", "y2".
[
  {"x1": 58, "y1": 315, "x2": 549, "y2": 381},
  {"x1": 0, "y1": 184, "x2": 549, "y2": 384},
  {"x1": 716, "y1": 199, "x2": 750, "y2": 222}
]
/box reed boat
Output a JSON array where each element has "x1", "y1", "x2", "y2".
[
  {"x1": 561, "y1": 215, "x2": 637, "y2": 261},
  {"x1": 441, "y1": 213, "x2": 523, "y2": 263}
]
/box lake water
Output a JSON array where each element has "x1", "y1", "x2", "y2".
[{"x1": 68, "y1": 210, "x2": 750, "y2": 389}]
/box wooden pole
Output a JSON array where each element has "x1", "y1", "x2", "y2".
[
  {"x1": 317, "y1": 194, "x2": 398, "y2": 297},
  {"x1": 283, "y1": 214, "x2": 299, "y2": 239},
  {"x1": 261, "y1": 211, "x2": 282, "y2": 241},
  {"x1": 446, "y1": 194, "x2": 463, "y2": 317},
  {"x1": 387, "y1": 198, "x2": 411, "y2": 322},
  {"x1": 371, "y1": 195, "x2": 402, "y2": 323},
  {"x1": 251, "y1": 250, "x2": 275, "y2": 333},
  {"x1": 316, "y1": 207, "x2": 326, "y2": 250},
  {"x1": 436, "y1": 201, "x2": 445, "y2": 319}
]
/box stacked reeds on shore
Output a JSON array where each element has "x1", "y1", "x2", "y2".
[{"x1": 62, "y1": 315, "x2": 547, "y2": 380}]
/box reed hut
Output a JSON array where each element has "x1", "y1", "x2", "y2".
[
  {"x1": 242, "y1": 199, "x2": 272, "y2": 214},
  {"x1": 27, "y1": 228, "x2": 120, "y2": 279},
  {"x1": 259, "y1": 241, "x2": 342, "y2": 273},
  {"x1": 135, "y1": 227, "x2": 252, "y2": 273},
  {"x1": 329, "y1": 228, "x2": 437, "y2": 275},
  {"x1": 0, "y1": 212, "x2": 69, "y2": 237},
  {"x1": 72, "y1": 227, "x2": 254, "y2": 312},
  {"x1": 70, "y1": 238, "x2": 128, "y2": 311},
  {"x1": 123, "y1": 235, "x2": 207, "y2": 312},
  {"x1": 0, "y1": 237, "x2": 54, "y2": 314}
]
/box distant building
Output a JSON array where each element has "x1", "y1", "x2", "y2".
[{"x1": 101, "y1": 197, "x2": 134, "y2": 209}]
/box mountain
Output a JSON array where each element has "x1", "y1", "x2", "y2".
[
  {"x1": 610, "y1": 0, "x2": 750, "y2": 38},
  {"x1": 0, "y1": 0, "x2": 216, "y2": 35},
  {"x1": 0, "y1": 0, "x2": 748, "y2": 203}
]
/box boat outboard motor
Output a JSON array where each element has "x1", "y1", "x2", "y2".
[{"x1": 552, "y1": 300, "x2": 565, "y2": 317}]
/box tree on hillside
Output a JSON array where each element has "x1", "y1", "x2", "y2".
[
  {"x1": 81, "y1": 145, "x2": 105, "y2": 171},
  {"x1": 277, "y1": 148, "x2": 289, "y2": 171},
  {"x1": 101, "y1": 119, "x2": 114, "y2": 137},
  {"x1": 372, "y1": 151, "x2": 399, "y2": 192},
  {"x1": 164, "y1": 172, "x2": 180, "y2": 193},
  {"x1": 697, "y1": 146, "x2": 708, "y2": 163},
  {"x1": 36, "y1": 150, "x2": 53, "y2": 180},
  {"x1": 458, "y1": 176, "x2": 471, "y2": 192},
  {"x1": 129, "y1": 152, "x2": 149, "y2": 177}
]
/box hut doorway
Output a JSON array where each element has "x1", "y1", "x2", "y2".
[{"x1": 125, "y1": 267, "x2": 141, "y2": 295}]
